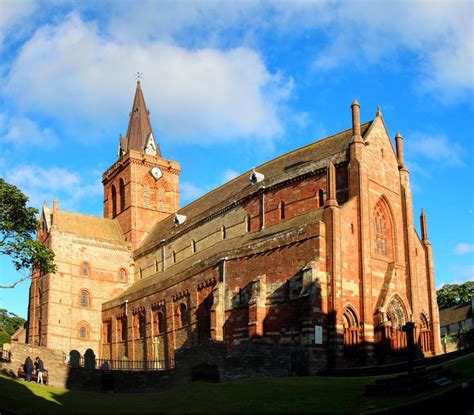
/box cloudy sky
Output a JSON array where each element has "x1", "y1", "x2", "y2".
[{"x1": 1, "y1": 0, "x2": 473, "y2": 317}]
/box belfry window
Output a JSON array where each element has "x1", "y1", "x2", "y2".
[
  {"x1": 119, "y1": 179, "x2": 125, "y2": 212},
  {"x1": 111, "y1": 185, "x2": 117, "y2": 217}
]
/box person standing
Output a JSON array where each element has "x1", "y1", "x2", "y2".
[
  {"x1": 35, "y1": 357, "x2": 45, "y2": 385},
  {"x1": 24, "y1": 356, "x2": 33, "y2": 382}
]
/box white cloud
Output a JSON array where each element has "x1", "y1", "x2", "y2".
[
  {"x1": 180, "y1": 182, "x2": 208, "y2": 206},
  {"x1": 455, "y1": 243, "x2": 474, "y2": 255},
  {"x1": 5, "y1": 165, "x2": 102, "y2": 211},
  {"x1": 1, "y1": 115, "x2": 58, "y2": 148},
  {"x1": 222, "y1": 169, "x2": 240, "y2": 183},
  {"x1": 0, "y1": 0, "x2": 36, "y2": 50},
  {"x1": 405, "y1": 133, "x2": 464, "y2": 166},
  {"x1": 311, "y1": 1, "x2": 474, "y2": 100},
  {"x1": 4, "y1": 13, "x2": 291, "y2": 143}
]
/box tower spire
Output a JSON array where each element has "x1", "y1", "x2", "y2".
[{"x1": 123, "y1": 80, "x2": 161, "y2": 157}]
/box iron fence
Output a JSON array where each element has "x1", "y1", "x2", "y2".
[{"x1": 75, "y1": 357, "x2": 174, "y2": 371}]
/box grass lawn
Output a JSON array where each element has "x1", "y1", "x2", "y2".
[{"x1": 1, "y1": 354, "x2": 473, "y2": 414}]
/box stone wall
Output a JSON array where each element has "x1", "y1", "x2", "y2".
[{"x1": 0, "y1": 342, "x2": 68, "y2": 388}]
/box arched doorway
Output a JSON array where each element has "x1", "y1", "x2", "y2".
[
  {"x1": 419, "y1": 313, "x2": 431, "y2": 353},
  {"x1": 342, "y1": 306, "x2": 361, "y2": 358},
  {"x1": 386, "y1": 296, "x2": 408, "y2": 352}
]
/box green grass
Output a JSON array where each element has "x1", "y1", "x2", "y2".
[{"x1": 1, "y1": 354, "x2": 473, "y2": 414}]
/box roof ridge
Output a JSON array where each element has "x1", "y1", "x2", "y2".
[{"x1": 176, "y1": 120, "x2": 372, "y2": 213}]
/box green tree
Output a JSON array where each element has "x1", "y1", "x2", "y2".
[
  {"x1": 0, "y1": 178, "x2": 56, "y2": 288},
  {"x1": 437, "y1": 282, "x2": 474, "y2": 310},
  {"x1": 0, "y1": 308, "x2": 26, "y2": 345}
]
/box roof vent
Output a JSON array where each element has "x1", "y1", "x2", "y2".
[
  {"x1": 249, "y1": 168, "x2": 264, "y2": 185},
  {"x1": 174, "y1": 214, "x2": 187, "y2": 227}
]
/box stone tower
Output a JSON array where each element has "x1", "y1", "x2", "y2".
[{"x1": 102, "y1": 81, "x2": 181, "y2": 249}]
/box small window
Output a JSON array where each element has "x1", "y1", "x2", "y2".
[
  {"x1": 221, "y1": 225, "x2": 226, "y2": 240},
  {"x1": 172, "y1": 251, "x2": 177, "y2": 264},
  {"x1": 79, "y1": 326, "x2": 87, "y2": 339},
  {"x1": 136, "y1": 313, "x2": 146, "y2": 338},
  {"x1": 191, "y1": 239, "x2": 196, "y2": 254},
  {"x1": 80, "y1": 290, "x2": 90, "y2": 308},
  {"x1": 156, "y1": 311, "x2": 165, "y2": 334},
  {"x1": 81, "y1": 262, "x2": 90, "y2": 277},
  {"x1": 179, "y1": 303, "x2": 189, "y2": 327},
  {"x1": 318, "y1": 189, "x2": 325, "y2": 208},
  {"x1": 155, "y1": 260, "x2": 159, "y2": 272},
  {"x1": 119, "y1": 268, "x2": 127, "y2": 282},
  {"x1": 139, "y1": 268, "x2": 143, "y2": 280},
  {"x1": 119, "y1": 317, "x2": 127, "y2": 342},
  {"x1": 279, "y1": 201, "x2": 286, "y2": 220},
  {"x1": 245, "y1": 215, "x2": 251, "y2": 232}
]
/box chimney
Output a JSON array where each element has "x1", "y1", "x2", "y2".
[
  {"x1": 351, "y1": 99, "x2": 361, "y2": 139},
  {"x1": 420, "y1": 209, "x2": 429, "y2": 241},
  {"x1": 395, "y1": 132, "x2": 405, "y2": 167},
  {"x1": 324, "y1": 161, "x2": 338, "y2": 208}
]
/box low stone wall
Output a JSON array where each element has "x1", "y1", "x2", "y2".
[
  {"x1": 0, "y1": 343, "x2": 69, "y2": 388},
  {"x1": 66, "y1": 341, "x2": 304, "y2": 392}
]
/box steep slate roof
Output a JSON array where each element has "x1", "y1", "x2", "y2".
[
  {"x1": 137, "y1": 121, "x2": 372, "y2": 255},
  {"x1": 56, "y1": 210, "x2": 127, "y2": 246},
  {"x1": 122, "y1": 81, "x2": 161, "y2": 156},
  {"x1": 439, "y1": 303, "x2": 473, "y2": 327},
  {"x1": 106, "y1": 208, "x2": 324, "y2": 307}
]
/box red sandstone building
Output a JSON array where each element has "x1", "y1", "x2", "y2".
[{"x1": 28, "y1": 82, "x2": 441, "y2": 368}]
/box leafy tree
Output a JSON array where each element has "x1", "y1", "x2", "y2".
[
  {"x1": 437, "y1": 282, "x2": 474, "y2": 310},
  {"x1": 0, "y1": 178, "x2": 56, "y2": 288},
  {"x1": 0, "y1": 308, "x2": 26, "y2": 345}
]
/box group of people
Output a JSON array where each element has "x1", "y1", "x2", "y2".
[{"x1": 23, "y1": 356, "x2": 46, "y2": 385}]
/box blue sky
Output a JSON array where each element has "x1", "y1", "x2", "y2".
[{"x1": 0, "y1": 0, "x2": 473, "y2": 318}]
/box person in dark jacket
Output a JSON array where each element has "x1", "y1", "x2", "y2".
[
  {"x1": 24, "y1": 356, "x2": 33, "y2": 382},
  {"x1": 35, "y1": 357, "x2": 45, "y2": 385}
]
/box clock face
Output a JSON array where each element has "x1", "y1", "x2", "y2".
[{"x1": 150, "y1": 167, "x2": 163, "y2": 180}]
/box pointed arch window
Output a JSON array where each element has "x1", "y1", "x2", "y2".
[
  {"x1": 373, "y1": 198, "x2": 393, "y2": 258},
  {"x1": 119, "y1": 179, "x2": 125, "y2": 212},
  {"x1": 111, "y1": 185, "x2": 117, "y2": 218}
]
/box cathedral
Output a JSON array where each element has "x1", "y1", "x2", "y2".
[{"x1": 27, "y1": 81, "x2": 441, "y2": 368}]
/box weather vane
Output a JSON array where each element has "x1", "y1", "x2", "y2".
[{"x1": 135, "y1": 72, "x2": 143, "y2": 81}]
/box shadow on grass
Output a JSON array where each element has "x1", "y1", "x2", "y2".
[{"x1": 0, "y1": 375, "x2": 64, "y2": 414}]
